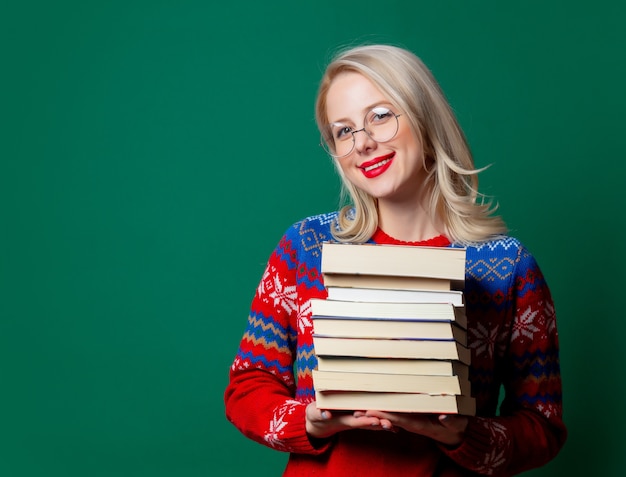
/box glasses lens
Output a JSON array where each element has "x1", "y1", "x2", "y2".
[
  {"x1": 365, "y1": 107, "x2": 399, "y2": 143},
  {"x1": 320, "y1": 107, "x2": 400, "y2": 158},
  {"x1": 321, "y1": 123, "x2": 354, "y2": 158}
]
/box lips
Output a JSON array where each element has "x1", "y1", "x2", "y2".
[{"x1": 358, "y1": 152, "x2": 395, "y2": 178}]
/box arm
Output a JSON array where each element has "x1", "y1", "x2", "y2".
[
  {"x1": 224, "y1": 231, "x2": 330, "y2": 455},
  {"x1": 439, "y1": 244, "x2": 567, "y2": 475},
  {"x1": 363, "y1": 243, "x2": 566, "y2": 474}
]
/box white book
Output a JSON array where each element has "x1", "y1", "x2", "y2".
[
  {"x1": 326, "y1": 286, "x2": 464, "y2": 306},
  {"x1": 310, "y1": 298, "x2": 466, "y2": 329}
]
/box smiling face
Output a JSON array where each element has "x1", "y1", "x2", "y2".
[{"x1": 324, "y1": 71, "x2": 428, "y2": 207}]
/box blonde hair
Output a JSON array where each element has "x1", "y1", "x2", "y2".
[{"x1": 315, "y1": 44, "x2": 507, "y2": 244}]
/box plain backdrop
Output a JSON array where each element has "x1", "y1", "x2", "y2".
[{"x1": 1, "y1": 1, "x2": 625, "y2": 476}]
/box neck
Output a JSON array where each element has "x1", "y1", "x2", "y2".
[{"x1": 377, "y1": 198, "x2": 443, "y2": 243}]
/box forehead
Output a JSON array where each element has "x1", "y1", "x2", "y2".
[{"x1": 325, "y1": 72, "x2": 389, "y2": 123}]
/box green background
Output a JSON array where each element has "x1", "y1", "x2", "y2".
[{"x1": 2, "y1": 1, "x2": 624, "y2": 475}]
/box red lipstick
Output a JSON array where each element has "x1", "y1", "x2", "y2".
[{"x1": 358, "y1": 152, "x2": 394, "y2": 179}]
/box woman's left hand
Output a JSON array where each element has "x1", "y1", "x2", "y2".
[{"x1": 353, "y1": 411, "x2": 469, "y2": 446}]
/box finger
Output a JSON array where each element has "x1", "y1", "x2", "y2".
[
  {"x1": 438, "y1": 414, "x2": 468, "y2": 433},
  {"x1": 379, "y1": 418, "x2": 396, "y2": 431},
  {"x1": 306, "y1": 403, "x2": 333, "y2": 425},
  {"x1": 346, "y1": 414, "x2": 383, "y2": 429},
  {"x1": 363, "y1": 410, "x2": 394, "y2": 420}
]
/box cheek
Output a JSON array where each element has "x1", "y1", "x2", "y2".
[
  {"x1": 334, "y1": 159, "x2": 364, "y2": 190},
  {"x1": 406, "y1": 134, "x2": 423, "y2": 154},
  {"x1": 401, "y1": 135, "x2": 426, "y2": 167},
  {"x1": 334, "y1": 158, "x2": 353, "y2": 178}
]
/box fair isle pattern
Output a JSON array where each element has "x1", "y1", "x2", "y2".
[
  {"x1": 264, "y1": 400, "x2": 301, "y2": 450},
  {"x1": 231, "y1": 214, "x2": 333, "y2": 441},
  {"x1": 474, "y1": 419, "x2": 510, "y2": 475},
  {"x1": 226, "y1": 212, "x2": 565, "y2": 473},
  {"x1": 472, "y1": 236, "x2": 520, "y2": 252},
  {"x1": 466, "y1": 255, "x2": 516, "y2": 284},
  {"x1": 295, "y1": 299, "x2": 316, "y2": 399},
  {"x1": 514, "y1": 306, "x2": 541, "y2": 341},
  {"x1": 236, "y1": 312, "x2": 295, "y2": 387},
  {"x1": 296, "y1": 216, "x2": 334, "y2": 260},
  {"x1": 258, "y1": 264, "x2": 298, "y2": 315},
  {"x1": 465, "y1": 238, "x2": 563, "y2": 419},
  {"x1": 469, "y1": 321, "x2": 508, "y2": 360},
  {"x1": 465, "y1": 237, "x2": 519, "y2": 285}
]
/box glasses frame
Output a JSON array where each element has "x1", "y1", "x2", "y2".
[{"x1": 321, "y1": 108, "x2": 402, "y2": 159}]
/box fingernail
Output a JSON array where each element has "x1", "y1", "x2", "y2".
[{"x1": 321, "y1": 411, "x2": 330, "y2": 419}]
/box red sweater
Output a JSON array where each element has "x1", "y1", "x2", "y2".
[{"x1": 225, "y1": 213, "x2": 566, "y2": 476}]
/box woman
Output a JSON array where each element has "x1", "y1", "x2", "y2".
[{"x1": 224, "y1": 44, "x2": 566, "y2": 476}]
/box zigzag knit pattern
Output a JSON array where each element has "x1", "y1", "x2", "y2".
[
  {"x1": 233, "y1": 211, "x2": 564, "y2": 410},
  {"x1": 226, "y1": 212, "x2": 566, "y2": 475}
]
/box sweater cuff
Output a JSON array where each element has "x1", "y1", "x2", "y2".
[
  {"x1": 438, "y1": 417, "x2": 493, "y2": 467},
  {"x1": 283, "y1": 403, "x2": 333, "y2": 455}
]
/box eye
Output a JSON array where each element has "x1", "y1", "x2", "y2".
[
  {"x1": 368, "y1": 107, "x2": 394, "y2": 124},
  {"x1": 331, "y1": 123, "x2": 354, "y2": 141}
]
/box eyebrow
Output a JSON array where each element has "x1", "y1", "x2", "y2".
[{"x1": 329, "y1": 101, "x2": 395, "y2": 125}]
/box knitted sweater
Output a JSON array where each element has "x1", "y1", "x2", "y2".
[{"x1": 224, "y1": 212, "x2": 566, "y2": 476}]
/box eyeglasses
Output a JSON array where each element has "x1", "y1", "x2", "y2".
[{"x1": 321, "y1": 106, "x2": 401, "y2": 159}]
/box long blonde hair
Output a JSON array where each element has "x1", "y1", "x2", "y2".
[{"x1": 315, "y1": 44, "x2": 507, "y2": 244}]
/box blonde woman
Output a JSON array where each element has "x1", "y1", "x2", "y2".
[{"x1": 225, "y1": 44, "x2": 566, "y2": 476}]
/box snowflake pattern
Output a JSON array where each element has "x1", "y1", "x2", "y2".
[
  {"x1": 297, "y1": 299, "x2": 313, "y2": 334},
  {"x1": 229, "y1": 218, "x2": 564, "y2": 471},
  {"x1": 473, "y1": 419, "x2": 510, "y2": 475},
  {"x1": 264, "y1": 400, "x2": 300, "y2": 450},
  {"x1": 544, "y1": 300, "x2": 557, "y2": 336},
  {"x1": 258, "y1": 265, "x2": 297, "y2": 314},
  {"x1": 512, "y1": 306, "x2": 541, "y2": 342},
  {"x1": 541, "y1": 401, "x2": 559, "y2": 419},
  {"x1": 256, "y1": 264, "x2": 272, "y2": 297},
  {"x1": 469, "y1": 322, "x2": 499, "y2": 359}
]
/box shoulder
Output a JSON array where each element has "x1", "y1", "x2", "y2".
[
  {"x1": 282, "y1": 211, "x2": 339, "y2": 243},
  {"x1": 461, "y1": 236, "x2": 544, "y2": 282},
  {"x1": 275, "y1": 211, "x2": 339, "y2": 260},
  {"x1": 462, "y1": 236, "x2": 528, "y2": 260}
]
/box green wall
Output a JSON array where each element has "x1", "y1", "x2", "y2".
[{"x1": 2, "y1": 1, "x2": 625, "y2": 475}]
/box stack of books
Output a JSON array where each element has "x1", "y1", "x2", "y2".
[{"x1": 311, "y1": 242, "x2": 475, "y2": 415}]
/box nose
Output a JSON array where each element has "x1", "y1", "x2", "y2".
[{"x1": 352, "y1": 128, "x2": 377, "y2": 153}]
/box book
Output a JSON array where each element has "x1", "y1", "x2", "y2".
[
  {"x1": 315, "y1": 391, "x2": 476, "y2": 415},
  {"x1": 323, "y1": 273, "x2": 456, "y2": 291},
  {"x1": 326, "y1": 286, "x2": 464, "y2": 306},
  {"x1": 313, "y1": 242, "x2": 473, "y2": 415},
  {"x1": 313, "y1": 336, "x2": 471, "y2": 365},
  {"x1": 312, "y1": 370, "x2": 470, "y2": 395},
  {"x1": 316, "y1": 356, "x2": 470, "y2": 380},
  {"x1": 313, "y1": 317, "x2": 467, "y2": 345},
  {"x1": 321, "y1": 242, "x2": 466, "y2": 281},
  {"x1": 310, "y1": 298, "x2": 467, "y2": 329}
]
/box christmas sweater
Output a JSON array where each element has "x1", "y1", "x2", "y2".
[{"x1": 224, "y1": 212, "x2": 566, "y2": 476}]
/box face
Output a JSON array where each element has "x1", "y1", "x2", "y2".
[{"x1": 325, "y1": 72, "x2": 428, "y2": 206}]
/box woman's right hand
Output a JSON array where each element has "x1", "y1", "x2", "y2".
[{"x1": 305, "y1": 402, "x2": 394, "y2": 439}]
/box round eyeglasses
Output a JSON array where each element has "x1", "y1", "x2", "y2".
[{"x1": 321, "y1": 106, "x2": 401, "y2": 159}]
